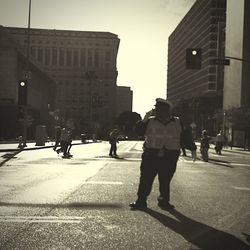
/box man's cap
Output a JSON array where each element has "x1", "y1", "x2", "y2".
[{"x1": 155, "y1": 98, "x2": 173, "y2": 107}]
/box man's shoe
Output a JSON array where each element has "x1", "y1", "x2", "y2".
[
  {"x1": 158, "y1": 201, "x2": 175, "y2": 210},
  {"x1": 62, "y1": 154, "x2": 70, "y2": 159},
  {"x1": 129, "y1": 201, "x2": 147, "y2": 210}
]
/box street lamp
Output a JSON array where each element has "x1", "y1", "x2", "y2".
[
  {"x1": 21, "y1": 0, "x2": 32, "y2": 147},
  {"x1": 222, "y1": 111, "x2": 226, "y2": 136}
]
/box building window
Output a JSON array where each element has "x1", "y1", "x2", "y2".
[
  {"x1": 87, "y1": 48, "x2": 93, "y2": 67},
  {"x1": 80, "y1": 48, "x2": 86, "y2": 67},
  {"x1": 210, "y1": 42, "x2": 217, "y2": 49},
  {"x1": 208, "y1": 67, "x2": 216, "y2": 73},
  {"x1": 208, "y1": 75, "x2": 216, "y2": 81},
  {"x1": 45, "y1": 47, "x2": 50, "y2": 66},
  {"x1": 73, "y1": 48, "x2": 79, "y2": 67},
  {"x1": 105, "y1": 51, "x2": 111, "y2": 61},
  {"x1": 52, "y1": 48, "x2": 58, "y2": 65},
  {"x1": 209, "y1": 50, "x2": 217, "y2": 57},
  {"x1": 38, "y1": 47, "x2": 43, "y2": 63},
  {"x1": 208, "y1": 83, "x2": 216, "y2": 90},
  {"x1": 94, "y1": 49, "x2": 99, "y2": 67},
  {"x1": 59, "y1": 48, "x2": 64, "y2": 66},
  {"x1": 66, "y1": 48, "x2": 72, "y2": 66},
  {"x1": 30, "y1": 46, "x2": 36, "y2": 58}
]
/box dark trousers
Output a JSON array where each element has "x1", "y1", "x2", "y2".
[
  {"x1": 59, "y1": 140, "x2": 68, "y2": 156},
  {"x1": 109, "y1": 142, "x2": 117, "y2": 156},
  {"x1": 137, "y1": 148, "x2": 180, "y2": 202},
  {"x1": 215, "y1": 142, "x2": 223, "y2": 154},
  {"x1": 53, "y1": 140, "x2": 60, "y2": 150},
  {"x1": 67, "y1": 143, "x2": 72, "y2": 153}
]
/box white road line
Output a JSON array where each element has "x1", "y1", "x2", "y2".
[
  {"x1": 179, "y1": 157, "x2": 204, "y2": 163},
  {"x1": 232, "y1": 186, "x2": 250, "y2": 191},
  {"x1": 0, "y1": 216, "x2": 83, "y2": 223},
  {"x1": 232, "y1": 163, "x2": 250, "y2": 167},
  {"x1": 85, "y1": 181, "x2": 123, "y2": 185}
]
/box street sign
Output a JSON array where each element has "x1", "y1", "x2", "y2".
[{"x1": 211, "y1": 58, "x2": 230, "y2": 65}]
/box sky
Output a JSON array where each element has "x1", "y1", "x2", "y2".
[{"x1": 0, "y1": 0, "x2": 195, "y2": 117}]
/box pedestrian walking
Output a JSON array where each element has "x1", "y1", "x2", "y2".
[
  {"x1": 17, "y1": 135, "x2": 23, "y2": 149},
  {"x1": 56, "y1": 127, "x2": 69, "y2": 158},
  {"x1": 109, "y1": 129, "x2": 119, "y2": 157},
  {"x1": 66, "y1": 127, "x2": 73, "y2": 157},
  {"x1": 181, "y1": 124, "x2": 197, "y2": 161},
  {"x1": 53, "y1": 126, "x2": 61, "y2": 151},
  {"x1": 129, "y1": 98, "x2": 196, "y2": 210},
  {"x1": 181, "y1": 144, "x2": 187, "y2": 156},
  {"x1": 200, "y1": 130, "x2": 210, "y2": 162},
  {"x1": 215, "y1": 130, "x2": 224, "y2": 155}
]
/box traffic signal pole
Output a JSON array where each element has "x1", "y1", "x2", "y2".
[{"x1": 22, "y1": 0, "x2": 32, "y2": 147}]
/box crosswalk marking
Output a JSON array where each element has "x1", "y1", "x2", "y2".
[
  {"x1": 179, "y1": 157, "x2": 203, "y2": 163},
  {"x1": 0, "y1": 216, "x2": 83, "y2": 223},
  {"x1": 85, "y1": 181, "x2": 123, "y2": 185},
  {"x1": 232, "y1": 186, "x2": 250, "y2": 191}
]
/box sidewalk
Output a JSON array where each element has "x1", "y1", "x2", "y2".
[{"x1": 0, "y1": 140, "x2": 92, "y2": 152}]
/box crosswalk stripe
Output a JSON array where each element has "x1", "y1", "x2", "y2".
[
  {"x1": 232, "y1": 186, "x2": 250, "y2": 191},
  {"x1": 85, "y1": 181, "x2": 123, "y2": 185},
  {"x1": 0, "y1": 216, "x2": 83, "y2": 223}
]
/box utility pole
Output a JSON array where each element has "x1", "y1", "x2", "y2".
[{"x1": 22, "y1": 0, "x2": 32, "y2": 147}]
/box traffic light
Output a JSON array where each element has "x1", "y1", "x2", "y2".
[
  {"x1": 186, "y1": 48, "x2": 202, "y2": 69},
  {"x1": 18, "y1": 80, "x2": 28, "y2": 105}
]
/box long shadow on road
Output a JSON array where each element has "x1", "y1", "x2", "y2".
[
  {"x1": 0, "y1": 151, "x2": 21, "y2": 168},
  {"x1": 143, "y1": 208, "x2": 250, "y2": 250}
]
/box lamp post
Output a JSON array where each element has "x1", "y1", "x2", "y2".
[
  {"x1": 21, "y1": 0, "x2": 32, "y2": 147},
  {"x1": 222, "y1": 111, "x2": 226, "y2": 136}
]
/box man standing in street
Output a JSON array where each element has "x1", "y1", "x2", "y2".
[
  {"x1": 215, "y1": 130, "x2": 224, "y2": 155},
  {"x1": 108, "y1": 128, "x2": 119, "y2": 157},
  {"x1": 129, "y1": 98, "x2": 196, "y2": 210}
]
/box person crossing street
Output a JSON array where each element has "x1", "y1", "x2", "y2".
[
  {"x1": 129, "y1": 98, "x2": 196, "y2": 210},
  {"x1": 108, "y1": 128, "x2": 120, "y2": 157}
]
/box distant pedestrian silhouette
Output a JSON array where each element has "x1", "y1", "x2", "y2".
[
  {"x1": 109, "y1": 129, "x2": 119, "y2": 157},
  {"x1": 215, "y1": 130, "x2": 224, "y2": 155},
  {"x1": 200, "y1": 130, "x2": 210, "y2": 162}
]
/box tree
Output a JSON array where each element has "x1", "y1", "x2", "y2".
[{"x1": 116, "y1": 111, "x2": 141, "y2": 139}]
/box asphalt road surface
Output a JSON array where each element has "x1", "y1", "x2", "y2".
[{"x1": 0, "y1": 141, "x2": 249, "y2": 250}]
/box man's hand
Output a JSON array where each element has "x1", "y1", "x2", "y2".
[{"x1": 142, "y1": 109, "x2": 154, "y2": 122}]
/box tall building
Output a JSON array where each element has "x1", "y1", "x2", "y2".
[
  {"x1": 116, "y1": 86, "x2": 133, "y2": 117},
  {"x1": 167, "y1": 0, "x2": 227, "y2": 134},
  {"x1": 223, "y1": 0, "x2": 250, "y2": 109},
  {"x1": 5, "y1": 26, "x2": 120, "y2": 136},
  {"x1": 0, "y1": 26, "x2": 55, "y2": 139}
]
